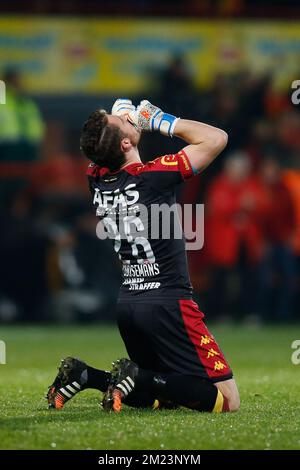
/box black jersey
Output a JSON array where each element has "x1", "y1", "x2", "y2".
[{"x1": 87, "y1": 150, "x2": 195, "y2": 301}]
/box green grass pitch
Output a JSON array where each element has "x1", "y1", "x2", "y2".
[{"x1": 1, "y1": 324, "x2": 299, "y2": 450}]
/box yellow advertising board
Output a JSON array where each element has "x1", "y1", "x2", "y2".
[{"x1": 0, "y1": 17, "x2": 299, "y2": 93}]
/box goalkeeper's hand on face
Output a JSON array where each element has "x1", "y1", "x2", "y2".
[
  {"x1": 128, "y1": 100, "x2": 180, "y2": 137},
  {"x1": 111, "y1": 98, "x2": 136, "y2": 118}
]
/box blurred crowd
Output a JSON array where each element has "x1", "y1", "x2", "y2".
[
  {"x1": 157, "y1": 56, "x2": 300, "y2": 323},
  {"x1": 1, "y1": 58, "x2": 300, "y2": 323}
]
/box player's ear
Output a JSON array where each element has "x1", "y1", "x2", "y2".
[{"x1": 120, "y1": 137, "x2": 132, "y2": 153}]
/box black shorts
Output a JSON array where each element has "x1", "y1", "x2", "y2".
[{"x1": 117, "y1": 299, "x2": 233, "y2": 383}]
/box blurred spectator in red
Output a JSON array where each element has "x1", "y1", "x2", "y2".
[
  {"x1": 258, "y1": 158, "x2": 297, "y2": 321},
  {"x1": 283, "y1": 167, "x2": 300, "y2": 256},
  {"x1": 27, "y1": 122, "x2": 88, "y2": 217},
  {"x1": 276, "y1": 110, "x2": 300, "y2": 166},
  {"x1": 205, "y1": 152, "x2": 266, "y2": 319},
  {"x1": 29, "y1": 152, "x2": 87, "y2": 200},
  {"x1": 283, "y1": 167, "x2": 300, "y2": 318},
  {"x1": 264, "y1": 86, "x2": 290, "y2": 118}
]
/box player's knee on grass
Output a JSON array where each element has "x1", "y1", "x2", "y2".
[
  {"x1": 136, "y1": 370, "x2": 239, "y2": 413},
  {"x1": 151, "y1": 373, "x2": 229, "y2": 413},
  {"x1": 227, "y1": 391, "x2": 240, "y2": 412},
  {"x1": 188, "y1": 386, "x2": 240, "y2": 413}
]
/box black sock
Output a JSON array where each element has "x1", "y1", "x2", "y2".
[
  {"x1": 84, "y1": 366, "x2": 111, "y2": 392},
  {"x1": 123, "y1": 390, "x2": 156, "y2": 408},
  {"x1": 136, "y1": 369, "x2": 218, "y2": 412},
  {"x1": 135, "y1": 369, "x2": 157, "y2": 389}
]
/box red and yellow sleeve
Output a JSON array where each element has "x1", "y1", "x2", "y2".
[{"x1": 144, "y1": 150, "x2": 194, "y2": 181}]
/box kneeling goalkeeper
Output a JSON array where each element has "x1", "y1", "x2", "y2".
[{"x1": 46, "y1": 99, "x2": 240, "y2": 413}]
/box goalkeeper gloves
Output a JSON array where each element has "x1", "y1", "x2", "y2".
[
  {"x1": 128, "y1": 100, "x2": 180, "y2": 137},
  {"x1": 111, "y1": 98, "x2": 136, "y2": 117}
]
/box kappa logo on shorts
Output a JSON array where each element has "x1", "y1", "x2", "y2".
[
  {"x1": 214, "y1": 360, "x2": 226, "y2": 371},
  {"x1": 207, "y1": 348, "x2": 220, "y2": 359},
  {"x1": 200, "y1": 335, "x2": 212, "y2": 346}
]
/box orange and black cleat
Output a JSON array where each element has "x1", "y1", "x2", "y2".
[
  {"x1": 101, "y1": 358, "x2": 138, "y2": 413},
  {"x1": 46, "y1": 357, "x2": 88, "y2": 409}
]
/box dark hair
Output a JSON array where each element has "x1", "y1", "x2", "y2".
[{"x1": 80, "y1": 109, "x2": 126, "y2": 171}]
